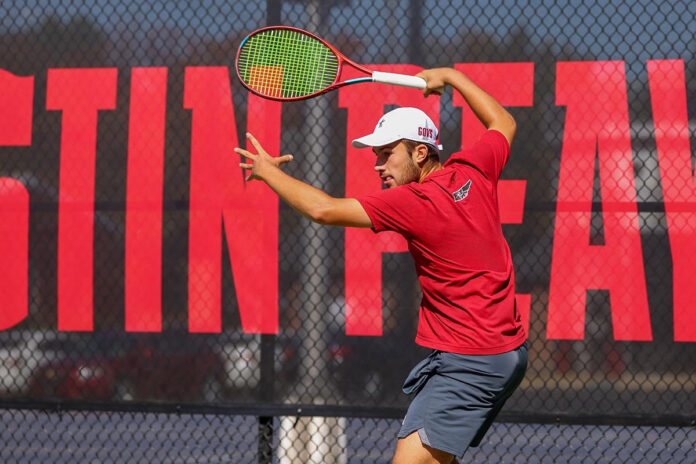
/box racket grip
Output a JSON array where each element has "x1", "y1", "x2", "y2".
[{"x1": 372, "y1": 71, "x2": 426, "y2": 89}]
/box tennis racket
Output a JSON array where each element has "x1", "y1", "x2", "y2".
[{"x1": 235, "y1": 26, "x2": 426, "y2": 101}]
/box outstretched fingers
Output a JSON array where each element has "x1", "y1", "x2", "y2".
[
  {"x1": 235, "y1": 146, "x2": 256, "y2": 181},
  {"x1": 277, "y1": 154, "x2": 294, "y2": 165},
  {"x1": 235, "y1": 133, "x2": 294, "y2": 182},
  {"x1": 245, "y1": 132, "x2": 266, "y2": 154},
  {"x1": 234, "y1": 146, "x2": 256, "y2": 159}
]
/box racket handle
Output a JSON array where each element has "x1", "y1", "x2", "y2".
[{"x1": 372, "y1": 71, "x2": 426, "y2": 89}]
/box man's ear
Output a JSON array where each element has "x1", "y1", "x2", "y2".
[{"x1": 414, "y1": 144, "x2": 429, "y2": 165}]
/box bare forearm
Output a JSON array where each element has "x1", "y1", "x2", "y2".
[
  {"x1": 236, "y1": 133, "x2": 372, "y2": 228},
  {"x1": 262, "y1": 166, "x2": 333, "y2": 222}
]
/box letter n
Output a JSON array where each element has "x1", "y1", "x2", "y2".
[{"x1": 184, "y1": 67, "x2": 280, "y2": 333}]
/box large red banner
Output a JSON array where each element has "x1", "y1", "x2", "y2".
[{"x1": 0, "y1": 61, "x2": 694, "y2": 341}]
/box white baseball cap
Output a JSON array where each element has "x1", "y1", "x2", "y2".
[{"x1": 351, "y1": 107, "x2": 443, "y2": 151}]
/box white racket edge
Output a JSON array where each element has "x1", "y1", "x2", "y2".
[{"x1": 371, "y1": 71, "x2": 426, "y2": 89}]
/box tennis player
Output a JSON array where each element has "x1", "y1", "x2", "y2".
[{"x1": 236, "y1": 67, "x2": 528, "y2": 464}]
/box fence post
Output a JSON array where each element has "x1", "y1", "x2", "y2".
[
  {"x1": 257, "y1": 3, "x2": 283, "y2": 464},
  {"x1": 258, "y1": 334, "x2": 277, "y2": 464}
]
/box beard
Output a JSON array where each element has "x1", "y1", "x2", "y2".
[{"x1": 395, "y1": 156, "x2": 421, "y2": 186}]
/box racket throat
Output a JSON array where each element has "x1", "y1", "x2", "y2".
[{"x1": 344, "y1": 77, "x2": 373, "y2": 85}]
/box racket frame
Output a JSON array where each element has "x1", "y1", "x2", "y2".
[{"x1": 235, "y1": 25, "x2": 416, "y2": 101}]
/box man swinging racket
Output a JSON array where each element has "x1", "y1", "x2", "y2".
[{"x1": 235, "y1": 67, "x2": 528, "y2": 464}]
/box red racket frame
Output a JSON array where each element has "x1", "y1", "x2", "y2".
[{"x1": 235, "y1": 25, "x2": 379, "y2": 102}]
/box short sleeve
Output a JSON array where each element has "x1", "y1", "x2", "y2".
[
  {"x1": 356, "y1": 185, "x2": 423, "y2": 235},
  {"x1": 445, "y1": 130, "x2": 510, "y2": 182}
]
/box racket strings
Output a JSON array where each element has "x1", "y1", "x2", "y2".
[{"x1": 238, "y1": 28, "x2": 339, "y2": 99}]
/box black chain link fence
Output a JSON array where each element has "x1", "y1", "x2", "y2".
[{"x1": 1, "y1": 0, "x2": 695, "y2": 462}]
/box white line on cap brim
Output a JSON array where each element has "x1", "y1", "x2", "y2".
[{"x1": 351, "y1": 134, "x2": 403, "y2": 149}]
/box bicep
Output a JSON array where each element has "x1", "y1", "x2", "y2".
[{"x1": 320, "y1": 198, "x2": 373, "y2": 228}]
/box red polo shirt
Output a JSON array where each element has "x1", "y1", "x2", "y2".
[{"x1": 357, "y1": 130, "x2": 526, "y2": 355}]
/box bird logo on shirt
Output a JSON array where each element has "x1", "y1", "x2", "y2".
[{"x1": 452, "y1": 179, "x2": 472, "y2": 202}]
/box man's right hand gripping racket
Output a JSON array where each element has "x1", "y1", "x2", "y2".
[{"x1": 235, "y1": 26, "x2": 426, "y2": 101}]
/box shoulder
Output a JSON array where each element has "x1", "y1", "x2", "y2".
[
  {"x1": 447, "y1": 130, "x2": 509, "y2": 163},
  {"x1": 444, "y1": 130, "x2": 510, "y2": 180},
  {"x1": 480, "y1": 129, "x2": 510, "y2": 152}
]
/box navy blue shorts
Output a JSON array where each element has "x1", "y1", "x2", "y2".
[{"x1": 397, "y1": 342, "x2": 528, "y2": 459}]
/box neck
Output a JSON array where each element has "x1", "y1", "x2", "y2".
[{"x1": 419, "y1": 160, "x2": 443, "y2": 183}]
